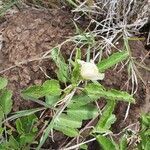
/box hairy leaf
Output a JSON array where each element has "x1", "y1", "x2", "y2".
[
  {"x1": 71, "y1": 48, "x2": 81, "y2": 84},
  {"x1": 51, "y1": 48, "x2": 70, "y2": 83},
  {"x1": 85, "y1": 82, "x2": 105, "y2": 99},
  {"x1": 42, "y1": 80, "x2": 61, "y2": 95},
  {"x1": 95, "y1": 100, "x2": 116, "y2": 133},
  {"x1": 21, "y1": 85, "x2": 44, "y2": 99},
  {"x1": 22, "y1": 80, "x2": 61, "y2": 99},
  {"x1": 100, "y1": 89, "x2": 135, "y2": 103},
  {"x1": 85, "y1": 83, "x2": 135, "y2": 103},
  {"x1": 97, "y1": 51, "x2": 129, "y2": 72}
]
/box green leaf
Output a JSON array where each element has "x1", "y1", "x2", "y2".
[
  {"x1": 144, "y1": 129, "x2": 150, "y2": 136},
  {"x1": 80, "y1": 144, "x2": 88, "y2": 150},
  {"x1": 68, "y1": 92, "x2": 97, "y2": 108},
  {"x1": 96, "y1": 135, "x2": 116, "y2": 150},
  {"x1": 19, "y1": 133, "x2": 35, "y2": 146},
  {"x1": 140, "y1": 114, "x2": 150, "y2": 128},
  {"x1": 51, "y1": 48, "x2": 70, "y2": 83},
  {"x1": 21, "y1": 85, "x2": 44, "y2": 99},
  {"x1": 0, "y1": 77, "x2": 8, "y2": 90},
  {"x1": 95, "y1": 100, "x2": 116, "y2": 133},
  {"x1": 119, "y1": 135, "x2": 127, "y2": 150},
  {"x1": 54, "y1": 123, "x2": 79, "y2": 137},
  {"x1": 0, "y1": 106, "x2": 4, "y2": 125},
  {"x1": 75, "y1": 48, "x2": 81, "y2": 61},
  {"x1": 22, "y1": 80, "x2": 61, "y2": 99},
  {"x1": 101, "y1": 89, "x2": 135, "y2": 103},
  {"x1": 85, "y1": 82, "x2": 105, "y2": 99},
  {"x1": 42, "y1": 80, "x2": 61, "y2": 95},
  {"x1": 45, "y1": 95, "x2": 60, "y2": 106},
  {"x1": 16, "y1": 118, "x2": 24, "y2": 134},
  {"x1": 97, "y1": 51, "x2": 129, "y2": 72},
  {"x1": 54, "y1": 113, "x2": 82, "y2": 128},
  {"x1": 8, "y1": 135, "x2": 20, "y2": 149},
  {"x1": 71, "y1": 49, "x2": 81, "y2": 84},
  {"x1": 7, "y1": 108, "x2": 44, "y2": 122},
  {"x1": 138, "y1": 113, "x2": 150, "y2": 150},
  {"x1": 85, "y1": 83, "x2": 135, "y2": 103},
  {"x1": 0, "y1": 89, "x2": 12, "y2": 115},
  {"x1": 67, "y1": 104, "x2": 98, "y2": 120},
  {"x1": 15, "y1": 114, "x2": 38, "y2": 135}
]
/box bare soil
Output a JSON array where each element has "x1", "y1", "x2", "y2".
[
  {"x1": 0, "y1": 6, "x2": 149, "y2": 149},
  {"x1": 0, "y1": 7, "x2": 74, "y2": 111}
]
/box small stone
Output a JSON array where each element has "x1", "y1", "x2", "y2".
[
  {"x1": 16, "y1": 27, "x2": 22, "y2": 33},
  {"x1": 34, "y1": 79, "x2": 42, "y2": 85}
]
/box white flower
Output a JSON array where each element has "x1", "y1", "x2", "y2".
[{"x1": 77, "y1": 59, "x2": 104, "y2": 80}]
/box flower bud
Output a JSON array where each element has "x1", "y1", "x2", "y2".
[{"x1": 77, "y1": 59, "x2": 104, "y2": 80}]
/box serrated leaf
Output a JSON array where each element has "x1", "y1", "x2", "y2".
[
  {"x1": 0, "y1": 89, "x2": 12, "y2": 115},
  {"x1": 96, "y1": 135, "x2": 116, "y2": 150},
  {"x1": 100, "y1": 89, "x2": 135, "y2": 103},
  {"x1": 71, "y1": 64, "x2": 80, "y2": 84},
  {"x1": 85, "y1": 82, "x2": 105, "y2": 99},
  {"x1": 95, "y1": 100, "x2": 116, "y2": 133},
  {"x1": 42, "y1": 80, "x2": 61, "y2": 95},
  {"x1": 15, "y1": 114, "x2": 38, "y2": 135},
  {"x1": 85, "y1": 83, "x2": 135, "y2": 103},
  {"x1": 51, "y1": 48, "x2": 70, "y2": 83},
  {"x1": 0, "y1": 77, "x2": 8, "y2": 90},
  {"x1": 97, "y1": 51, "x2": 129, "y2": 72},
  {"x1": 22, "y1": 80, "x2": 61, "y2": 99},
  {"x1": 54, "y1": 124, "x2": 79, "y2": 137},
  {"x1": 71, "y1": 49, "x2": 81, "y2": 83},
  {"x1": 67, "y1": 104, "x2": 98, "y2": 120},
  {"x1": 21, "y1": 85, "x2": 44, "y2": 99}
]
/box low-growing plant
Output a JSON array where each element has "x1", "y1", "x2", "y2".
[
  {"x1": 0, "y1": 47, "x2": 149, "y2": 149},
  {"x1": 20, "y1": 48, "x2": 136, "y2": 149}
]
